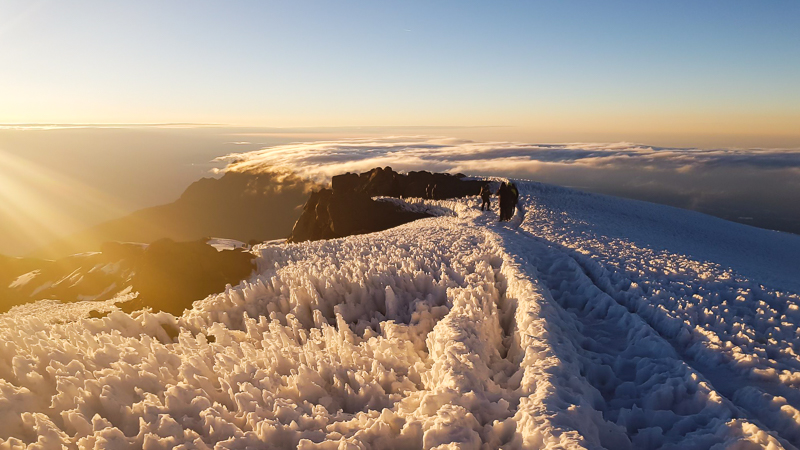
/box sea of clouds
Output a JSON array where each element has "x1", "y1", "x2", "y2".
[{"x1": 217, "y1": 137, "x2": 800, "y2": 234}]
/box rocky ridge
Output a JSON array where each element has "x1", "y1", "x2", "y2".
[{"x1": 289, "y1": 167, "x2": 487, "y2": 242}]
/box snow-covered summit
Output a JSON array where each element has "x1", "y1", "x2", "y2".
[{"x1": 1, "y1": 180, "x2": 798, "y2": 449}]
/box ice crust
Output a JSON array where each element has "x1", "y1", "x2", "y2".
[{"x1": 0, "y1": 182, "x2": 798, "y2": 449}]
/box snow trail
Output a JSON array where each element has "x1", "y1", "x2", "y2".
[
  {"x1": 494, "y1": 221, "x2": 783, "y2": 448},
  {"x1": 513, "y1": 182, "x2": 800, "y2": 448}
]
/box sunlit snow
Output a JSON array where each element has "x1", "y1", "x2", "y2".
[{"x1": 1, "y1": 181, "x2": 799, "y2": 449}]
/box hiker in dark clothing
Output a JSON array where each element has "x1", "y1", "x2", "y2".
[
  {"x1": 497, "y1": 182, "x2": 510, "y2": 221},
  {"x1": 497, "y1": 182, "x2": 520, "y2": 221},
  {"x1": 480, "y1": 184, "x2": 492, "y2": 211}
]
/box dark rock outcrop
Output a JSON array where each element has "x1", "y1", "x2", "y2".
[
  {"x1": 289, "y1": 189, "x2": 432, "y2": 242},
  {"x1": 289, "y1": 167, "x2": 487, "y2": 242},
  {"x1": 123, "y1": 239, "x2": 255, "y2": 316},
  {"x1": 331, "y1": 167, "x2": 485, "y2": 200},
  {"x1": 34, "y1": 170, "x2": 314, "y2": 259}
]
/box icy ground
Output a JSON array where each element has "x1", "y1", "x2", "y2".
[{"x1": 1, "y1": 182, "x2": 799, "y2": 449}]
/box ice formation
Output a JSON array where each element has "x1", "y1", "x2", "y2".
[{"x1": 1, "y1": 181, "x2": 799, "y2": 449}]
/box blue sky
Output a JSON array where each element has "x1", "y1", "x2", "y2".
[
  {"x1": 1, "y1": 1, "x2": 799, "y2": 254},
  {"x1": 1, "y1": 1, "x2": 799, "y2": 144}
]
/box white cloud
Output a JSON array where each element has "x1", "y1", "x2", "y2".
[
  {"x1": 215, "y1": 137, "x2": 800, "y2": 235},
  {"x1": 215, "y1": 136, "x2": 800, "y2": 182}
]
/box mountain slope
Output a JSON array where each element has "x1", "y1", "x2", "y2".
[
  {"x1": 32, "y1": 170, "x2": 313, "y2": 259},
  {"x1": 1, "y1": 181, "x2": 798, "y2": 448},
  {"x1": 0, "y1": 239, "x2": 256, "y2": 315}
]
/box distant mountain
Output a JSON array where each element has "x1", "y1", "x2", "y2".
[
  {"x1": 0, "y1": 243, "x2": 140, "y2": 313},
  {"x1": 32, "y1": 170, "x2": 314, "y2": 259},
  {"x1": 1, "y1": 239, "x2": 253, "y2": 315}
]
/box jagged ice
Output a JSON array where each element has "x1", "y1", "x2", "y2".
[{"x1": 1, "y1": 181, "x2": 799, "y2": 449}]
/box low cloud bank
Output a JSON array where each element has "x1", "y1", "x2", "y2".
[{"x1": 217, "y1": 137, "x2": 800, "y2": 235}]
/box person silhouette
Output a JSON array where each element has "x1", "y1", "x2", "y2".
[
  {"x1": 480, "y1": 184, "x2": 492, "y2": 211},
  {"x1": 497, "y1": 182, "x2": 509, "y2": 221}
]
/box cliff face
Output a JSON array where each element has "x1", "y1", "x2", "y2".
[
  {"x1": 289, "y1": 167, "x2": 487, "y2": 242},
  {"x1": 34, "y1": 170, "x2": 313, "y2": 259},
  {"x1": 122, "y1": 239, "x2": 254, "y2": 316}
]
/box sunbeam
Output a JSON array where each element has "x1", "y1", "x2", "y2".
[{"x1": 0, "y1": 149, "x2": 129, "y2": 256}]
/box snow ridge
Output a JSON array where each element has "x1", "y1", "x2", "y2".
[{"x1": 1, "y1": 181, "x2": 798, "y2": 449}]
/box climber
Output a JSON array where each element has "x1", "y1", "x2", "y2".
[{"x1": 480, "y1": 184, "x2": 492, "y2": 211}]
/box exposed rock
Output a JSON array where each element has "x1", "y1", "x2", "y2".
[
  {"x1": 122, "y1": 238, "x2": 255, "y2": 315},
  {"x1": 0, "y1": 244, "x2": 144, "y2": 313},
  {"x1": 289, "y1": 189, "x2": 432, "y2": 243},
  {"x1": 331, "y1": 167, "x2": 484, "y2": 200},
  {"x1": 289, "y1": 167, "x2": 487, "y2": 242},
  {"x1": 1, "y1": 239, "x2": 254, "y2": 316},
  {"x1": 33, "y1": 169, "x2": 314, "y2": 259},
  {"x1": 99, "y1": 241, "x2": 147, "y2": 261},
  {"x1": 88, "y1": 310, "x2": 110, "y2": 319}
]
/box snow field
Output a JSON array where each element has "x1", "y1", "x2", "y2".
[
  {"x1": 1, "y1": 210, "x2": 539, "y2": 448},
  {"x1": 514, "y1": 181, "x2": 800, "y2": 448},
  {"x1": 0, "y1": 181, "x2": 798, "y2": 449},
  {"x1": 494, "y1": 226, "x2": 781, "y2": 449}
]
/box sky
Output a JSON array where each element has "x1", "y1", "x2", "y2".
[
  {"x1": 0, "y1": 2, "x2": 799, "y2": 255},
  {"x1": 1, "y1": 1, "x2": 799, "y2": 147}
]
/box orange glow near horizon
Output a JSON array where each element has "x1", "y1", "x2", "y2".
[{"x1": 0, "y1": 149, "x2": 129, "y2": 256}]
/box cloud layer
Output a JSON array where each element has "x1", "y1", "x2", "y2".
[
  {"x1": 218, "y1": 137, "x2": 800, "y2": 177},
  {"x1": 217, "y1": 137, "x2": 800, "y2": 235}
]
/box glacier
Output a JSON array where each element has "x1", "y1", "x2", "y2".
[{"x1": 1, "y1": 180, "x2": 799, "y2": 449}]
